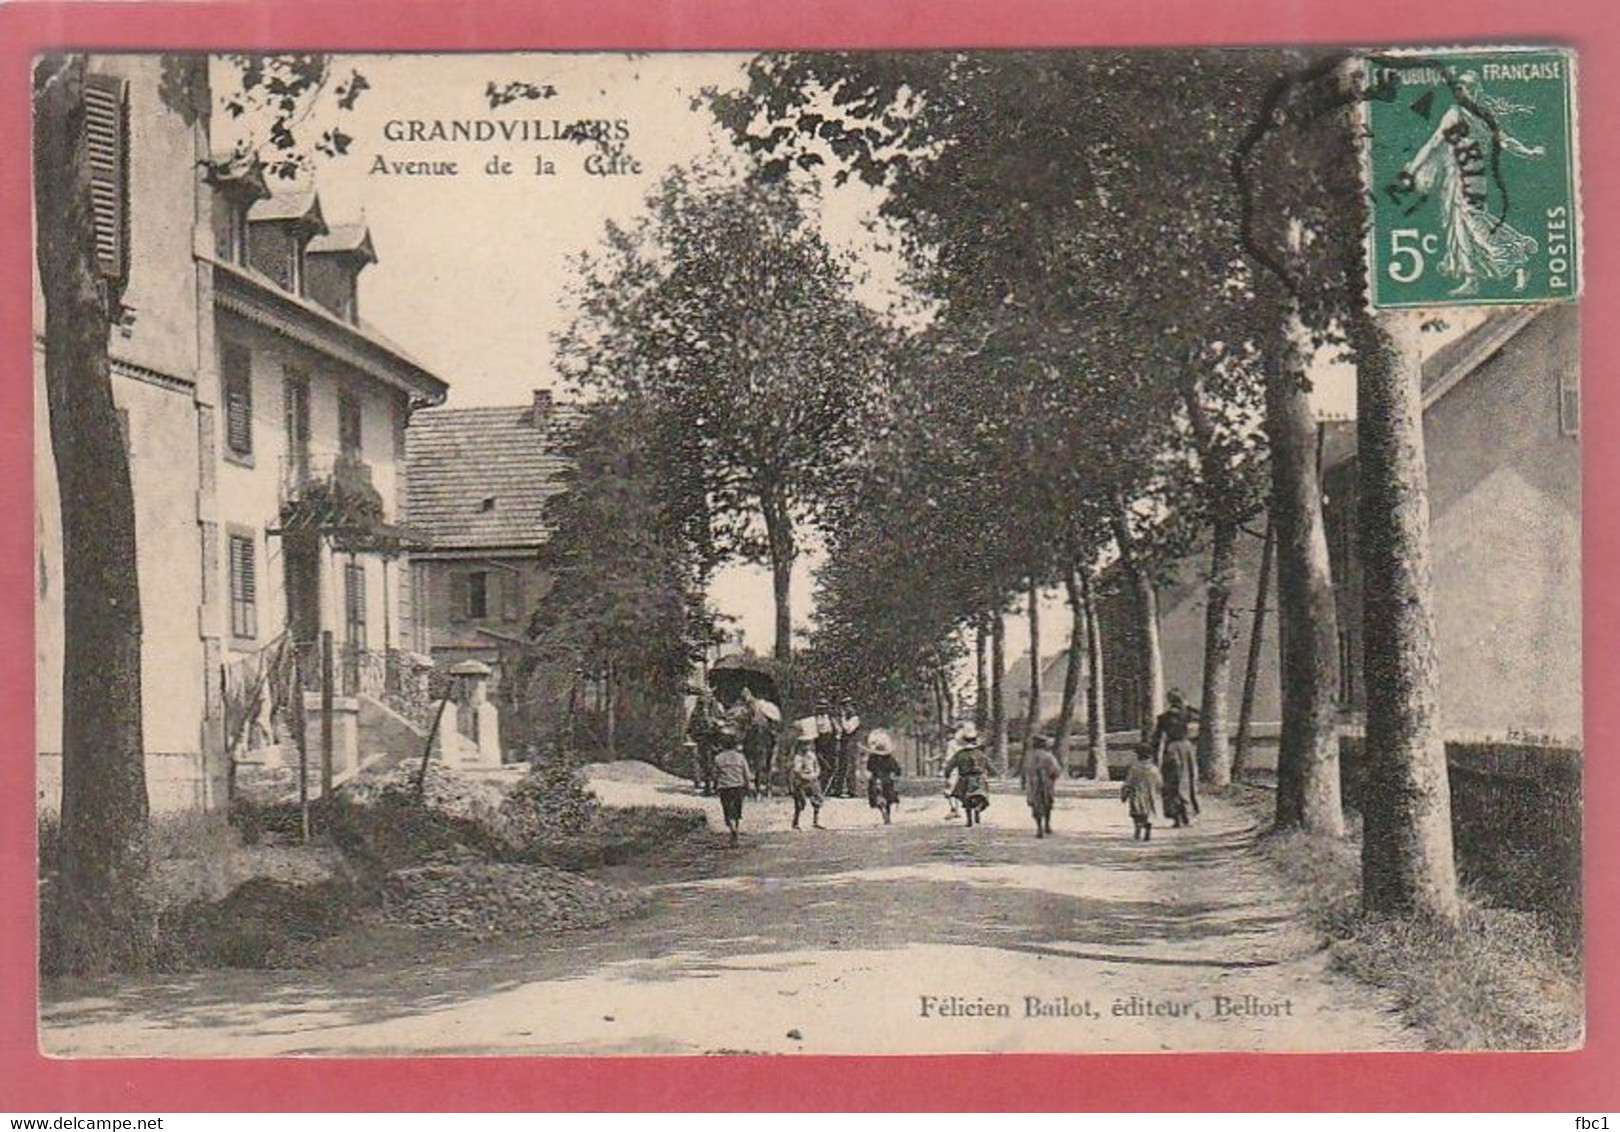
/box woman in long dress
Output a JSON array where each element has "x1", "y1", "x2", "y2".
[
  {"x1": 1398, "y1": 72, "x2": 1545, "y2": 296},
  {"x1": 1151, "y1": 689, "x2": 1200, "y2": 828}
]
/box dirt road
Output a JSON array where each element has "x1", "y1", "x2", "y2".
[{"x1": 40, "y1": 778, "x2": 1419, "y2": 1056}]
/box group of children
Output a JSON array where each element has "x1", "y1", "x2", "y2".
[
  {"x1": 713, "y1": 689, "x2": 1203, "y2": 847},
  {"x1": 714, "y1": 723, "x2": 905, "y2": 845}
]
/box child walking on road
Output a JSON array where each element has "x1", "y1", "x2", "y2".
[
  {"x1": 946, "y1": 726, "x2": 992, "y2": 828},
  {"x1": 1121, "y1": 746, "x2": 1163, "y2": 841},
  {"x1": 864, "y1": 728, "x2": 902, "y2": 824},
  {"x1": 790, "y1": 732, "x2": 826, "y2": 831},
  {"x1": 713, "y1": 733, "x2": 754, "y2": 847},
  {"x1": 1022, "y1": 734, "x2": 1063, "y2": 838}
]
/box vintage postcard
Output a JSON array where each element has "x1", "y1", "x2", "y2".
[{"x1": 32, "y1": 46, "x2": 1581, "y2": 1059}]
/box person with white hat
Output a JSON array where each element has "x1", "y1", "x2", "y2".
[
  {"x1": 945, "y1": 724, "x2": 992, "y2": 828},
  {"x1": 863, "y1": 728, "x2": 902, "y2": 824}
]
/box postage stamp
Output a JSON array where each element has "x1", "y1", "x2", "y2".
[{"x1": 1366, "y1": 48, "x2": 1580, "y2": 307}]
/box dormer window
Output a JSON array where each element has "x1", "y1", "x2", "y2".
[
  {"x1": 480, "y1": 495, "x2": 497, "y2": 513},
  {"x1": 206, "y1": 152, "x2": 267, "y2": 268},
  {"x1": 305, "y1": 224, "x2": 377, "y2": 325},
  {"x1": 246, "y1": 189, "x2": 326, "y2": 297}
]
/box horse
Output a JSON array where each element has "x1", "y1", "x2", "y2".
[{"x1": 743, "y1": 715, "x2": 779, "y2": 798}]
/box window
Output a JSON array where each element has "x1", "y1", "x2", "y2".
[
  {"x1": 222, "y1": 341, "x2": 252, "y2": 459},
  {"x1": 284, "y1": 372, "x2": 310, "y2": 481},
  {"x1": 228, "y1": 533, "x2": 257, "y2": 639},
  {"x1": 1559, "y1": 368, "x2": 1580, "y2": 437},
  {"x1": 339, "y1": 390, "x2": 363, "y2": 456},
  {"x1": 344, "y1": 560, "x2": 368, "y2": 648},
  {"x1": 215, "y1": 200, "x2": 250, "y2": 265},
  {"x1": 455, "y1": 571, "x2": 489, "y2": 621},
  {"x1": 84, "y1": 72, "x2": 130, "y2": 290}
]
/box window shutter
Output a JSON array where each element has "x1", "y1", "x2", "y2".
[
  {"x1": 451, "y1": 573, "x2": 470, "y2": 621},
  {"x1": 346, "y1": 562, "x2": 368, "y2": 645},
  {"x1": 222, "y1": 343, "x2": 252, "y2": 457},
  {"x1": 83, "y1": 73, "x2": 130, "y2": 286},
  {"x1": 229, "y1": 534, "x2": 257, "y2": 638},
  {"x1": 503, "y1": 572, "x2": 523, "y2": 622}
]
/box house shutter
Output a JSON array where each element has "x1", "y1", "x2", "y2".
[
  {"x1": 346, "y1": 562, "x2": 368, "y2": 629},
  {"x1": 83, "y1": 72, "x2": 130, "y2": 286},
  {"x1": 229, "y1": 534, "x2": 257, "y2": 638},
  {"x1": 222, "y1": 342, "x2": 252, "y2": 457},
  {"x1": 451, "y1": 572, "x2": 470, "y2": 621}
]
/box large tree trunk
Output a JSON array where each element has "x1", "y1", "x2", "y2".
[
  {"x1": 761, "y1": 493, "x2": 795, "y2": 661},
  {"x1": 974, "y1": 615, "x2": 989, "y2": 733},
  {"x1": 1111, "y1": 510, "x2": 1164, "y2": 730},
  {"x1": 1233, "y1": 516, "x2": 1275, "y2": 779},
  {"x1": 1023, "y1": 577, "x2": 1042, "y2": 752},
  {"x1": 1053, "y1": 567, "x2": 1087, "y2": 774},
  {"x1": 990, "y1": 607, "x2": 1009, "y2": 774},
  {"x1": 1351, "y1": 310, "x2": 1460, "y2": 923},
  {"x1": 34, "y1": 54, "x2": 153, "y2": 974},
  {"x1": 1081, "y1": 570, "x2": 1107, "y2": 780},
  {"x1": 1197, "y1": 518, "x2": 1239, "y2": 786},
  {"x1": 1265, "y1": 316, "x2": 1344, "y2": 835},
  {"x1": 1182, "y1": 376, "x2": 1239, "y2": 786}
]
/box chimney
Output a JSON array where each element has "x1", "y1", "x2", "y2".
[{"x1": 530, "y1": 388, "x2": 553, "y2": 428}]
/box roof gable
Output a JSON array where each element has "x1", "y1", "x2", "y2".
[{"x1": 405, "y1": 401, "x2": 580, "y2": 550}]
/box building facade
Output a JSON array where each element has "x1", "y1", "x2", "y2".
[
  {"x1": 1094, "y1": 306, "x2": 1581, "y2": 749},
  {"x1": 404, "y1": 392, "x2": 575, "y2": 682},
  {"x1": 35, "y1": 56, "x2": 448, "y2": 813}
]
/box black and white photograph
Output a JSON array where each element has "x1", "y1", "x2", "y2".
[{"x1": 32, "y1": 47, "x2": 1582, "y2": 1057}]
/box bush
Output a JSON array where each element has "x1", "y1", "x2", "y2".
[{"x1": 1254, "y1": 804, "x2": 1582, "y2": 1051}]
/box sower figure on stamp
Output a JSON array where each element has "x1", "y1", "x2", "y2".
[{"x1": 1151, "y1": 688, "x2": 1200, "y2": 828}]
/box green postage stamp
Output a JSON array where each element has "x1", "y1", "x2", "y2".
[{"x1": 1366, "y1": 48, "x2": 1580, "y2": 308}]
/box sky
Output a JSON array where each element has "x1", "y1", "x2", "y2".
[
  {"x1": 212, "y1": 53, "x2": 1480, "y2": 672},
  {"x1": 216, "y1": 52, "x2": 895, "y2": 653}
]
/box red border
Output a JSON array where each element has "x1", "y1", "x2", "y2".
[{"x1": 1, "y1": 0, "x2": 1613, "y2": 1112}]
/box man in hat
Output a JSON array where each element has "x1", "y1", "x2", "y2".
[
  {"x1": 813, "y1": 700, "x2": 839, "y2": 793},
  {"x1": 834, "y1": 697, "x2": 862, "y2": 797}
]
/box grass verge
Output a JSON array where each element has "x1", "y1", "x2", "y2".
[{"x1": 1228, "y1": 784, "x2": 1583, "y2": 1051}]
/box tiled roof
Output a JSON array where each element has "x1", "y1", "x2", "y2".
[
  {"x1": 308, "y1": 223, "x2": 376, "y2": 262},
  {"x1": 249, "y1": 189, "x2": 326, "y2": 231},
  {"x1": 405, "y1": 401, "x2": 581, "y2": 551}
]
